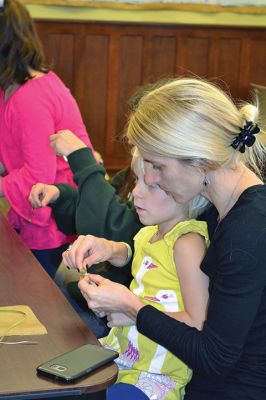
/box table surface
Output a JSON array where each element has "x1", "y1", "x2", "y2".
[{"x1": 0, "y1": 212, "x2": 118, "y2": 399}]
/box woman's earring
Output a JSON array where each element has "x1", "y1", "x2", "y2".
[{"x1": 203, "y1": 175, "x2": 209, "y2": 187}]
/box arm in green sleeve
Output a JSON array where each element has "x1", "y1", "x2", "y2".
[
  {"x1": 50, "y1": 184, "x2": 78, "y2": 235},
  {"x1": 66, "y1": 147, "x2": 142, "y2": 247}
]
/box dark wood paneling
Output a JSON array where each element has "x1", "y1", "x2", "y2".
[
  {"x1": 216, "y1": 38, "x2": 242, "y2": 97},
  {"x1": 150, "y1": 36, "x2": 177, "y2": 80},
  {"x1": 250, "y1": 39, "x2": 266, "y2": 86},
  {"x1": 177, "y1": 37, "x2": 210, "y2": 77},
  {"x1": 75, "y1": 34, "x2": 109, "y2": 154},
  {"x1": 39, "y1": 32, "x2": 75, "y2": 89},
  {"x1": 116, "y1": 36, "x2": 143, "y2": 159},
  {"x1": 35, "y1": 21, "x2": 266, "y2": 173}
]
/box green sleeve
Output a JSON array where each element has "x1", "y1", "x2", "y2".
[
  {"x1": 68, "y1": 148, "x2": 142, "y2": 246},
  {"x1": 52, "y1": 147, "x2": 142, "y2": 285},
  {"x1": 50, "y1": 184, "x2": 78, "y2": 235}
]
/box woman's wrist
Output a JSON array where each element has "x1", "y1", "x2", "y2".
[
  {"x1": 108, "y1": 241, "x2": 132, "y2": 267},
  {"x1": 121, "y1": 242, "x2": 132, "y2": 264},
  {"x1": 124, "y1": 292, "x2": 146, "y2": 321}
]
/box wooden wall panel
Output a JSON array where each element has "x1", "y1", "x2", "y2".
[
  {"x1": 115, "y1": 36, "x2": 143, "y2": 164},
  {"x1": 40, "y1": 33, "x2": 75, "y2": 89},
  {"x1": 35, "y1": 21, "x2": 266, "y2": 173},
  {"x1": 250, "y1": 39, "x2": 266, "y2": 86},
  {"x1": 177, "y1": 37, "x2": 210, "y2": 77},
  {"x1": 216, "y1": 38, "x2": 242, "y2": 98},
  {"x1": 75, "y1": 34, "x2": 109, "y2": 154},
  {"x1": 105, "y1": 32, "x2": 121, "y2": 161},
  {"x1": 150, "y1": 36, "x2": 177, "y2": 80}
]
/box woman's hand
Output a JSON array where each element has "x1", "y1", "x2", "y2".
[
  {"x1": 50, "y1": 129, "x2": 87, "y2": 157},
  {"x1": 106, "y1": 312, "x2": 135, "y2": 328},
  {"x1": 62, "y1": 235, "x2": 130, "y2": 272},
  {"x1": 29, "y1": 183, "x2": 60, "y2": 208},
  {"x1": 78, "y1": 274, "x2": 144, "y2": 319}
]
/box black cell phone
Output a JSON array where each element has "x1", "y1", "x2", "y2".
[{"x1": 36, "y1": 344, "x2": 118, "y2": 383}]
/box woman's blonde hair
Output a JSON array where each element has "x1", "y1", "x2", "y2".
[{"x1": 127, "y1": 78, "x2": 266, "y2": 178}]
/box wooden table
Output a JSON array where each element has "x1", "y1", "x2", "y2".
[{"x1": 0, "y1": 212, "x2": 118, "y2": 399}]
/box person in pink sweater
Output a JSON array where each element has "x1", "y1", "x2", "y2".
[{"x1": 0, "y1": 0, "x2": 93, "y2": 277}]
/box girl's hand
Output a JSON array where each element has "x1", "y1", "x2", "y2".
[
  {"x1": 50, "y1": 129, "x2": 87, "y2": 157},
  {"x1": 29, "y1": 183, "x2": 60, "y2": 208},
  {"x1": 106, "y1": 312, "x2": 135, "y2": 328}
]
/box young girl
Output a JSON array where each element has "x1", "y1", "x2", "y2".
[{"x1": 64, "y1": 149, "x2": 210, "y2": 400}]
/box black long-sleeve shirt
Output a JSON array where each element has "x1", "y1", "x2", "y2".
[{"x1": 137, "y1": 185, "x2": 266, "y2": 400}]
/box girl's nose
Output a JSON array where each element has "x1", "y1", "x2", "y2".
[
  {"x1": 132, "y1": 182, "x2": 142, "y2": 198},
  {"x1": 144, "y1": 165, "x2": 160, "y2": 186}
]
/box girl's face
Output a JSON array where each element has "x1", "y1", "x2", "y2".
[
  {"x1": 132, "y1": 160, "x2": 187, "y2": 227},
  {"x1": 138, "y1": 149, "x2": 204, "y2": 205}
]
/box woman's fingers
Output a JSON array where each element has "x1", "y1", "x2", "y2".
[
  {"x1": 86, "y1": 274, "x2": 105, "y2": 286},
  {"x1": 62, "y1": 235, "x2": 87, "y2": 270},
  {"x1": 77, "y1": 275, "x2": 133, "y2": 315},
  {"x1": 62, "y1": 235, "x2": 113, "y2": 271}
]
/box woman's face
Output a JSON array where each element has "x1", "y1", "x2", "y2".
[{"x1": 138, "y1": 149, "x2": 204, "y2": 204}]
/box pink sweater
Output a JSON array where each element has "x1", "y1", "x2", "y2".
[{"x1": 0, "y1": 71, "x2": 93, "y2": 249}]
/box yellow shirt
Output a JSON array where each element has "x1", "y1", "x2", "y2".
[{"x1": 101, "y1": 219, "x2": 209, "y2": 400}]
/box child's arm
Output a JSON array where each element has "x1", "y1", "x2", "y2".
[
  {"x1": 168, "y1": 232, "x2": 209, "y2": 330},
  {"x1": 106, "y1": 312, "x2": 135, "y2": 328}
]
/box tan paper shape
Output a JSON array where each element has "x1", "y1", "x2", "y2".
[{"x1": 0, "y1": 305, "x2": 47, "y2": 336}]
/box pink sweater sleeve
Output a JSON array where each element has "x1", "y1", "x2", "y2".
[{"x1": 2, "y1": 95, "x2": 62, "y2": 226}]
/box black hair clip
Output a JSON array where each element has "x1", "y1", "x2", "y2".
[{"x1": 231, "y1": 121, "x2": 260, "y2": 153}]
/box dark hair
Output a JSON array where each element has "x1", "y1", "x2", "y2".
[
  {"x1": 0, "y1": 0, "x2": 48, "y2": 89},
  {"x1": 110, "y1": 166, "x2": 136, "y2": 203}
]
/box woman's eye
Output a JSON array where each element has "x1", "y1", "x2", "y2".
[
  {"x1": 152, "y1": 164, "x2": 161, "y2": 171},
  {"x1": 149, "y1": 183, "x2": 160, "y2": 190}
]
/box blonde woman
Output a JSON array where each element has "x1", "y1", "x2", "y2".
[{"x1": 62, "y1": 78, "x2": 266, "y2": 400}]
